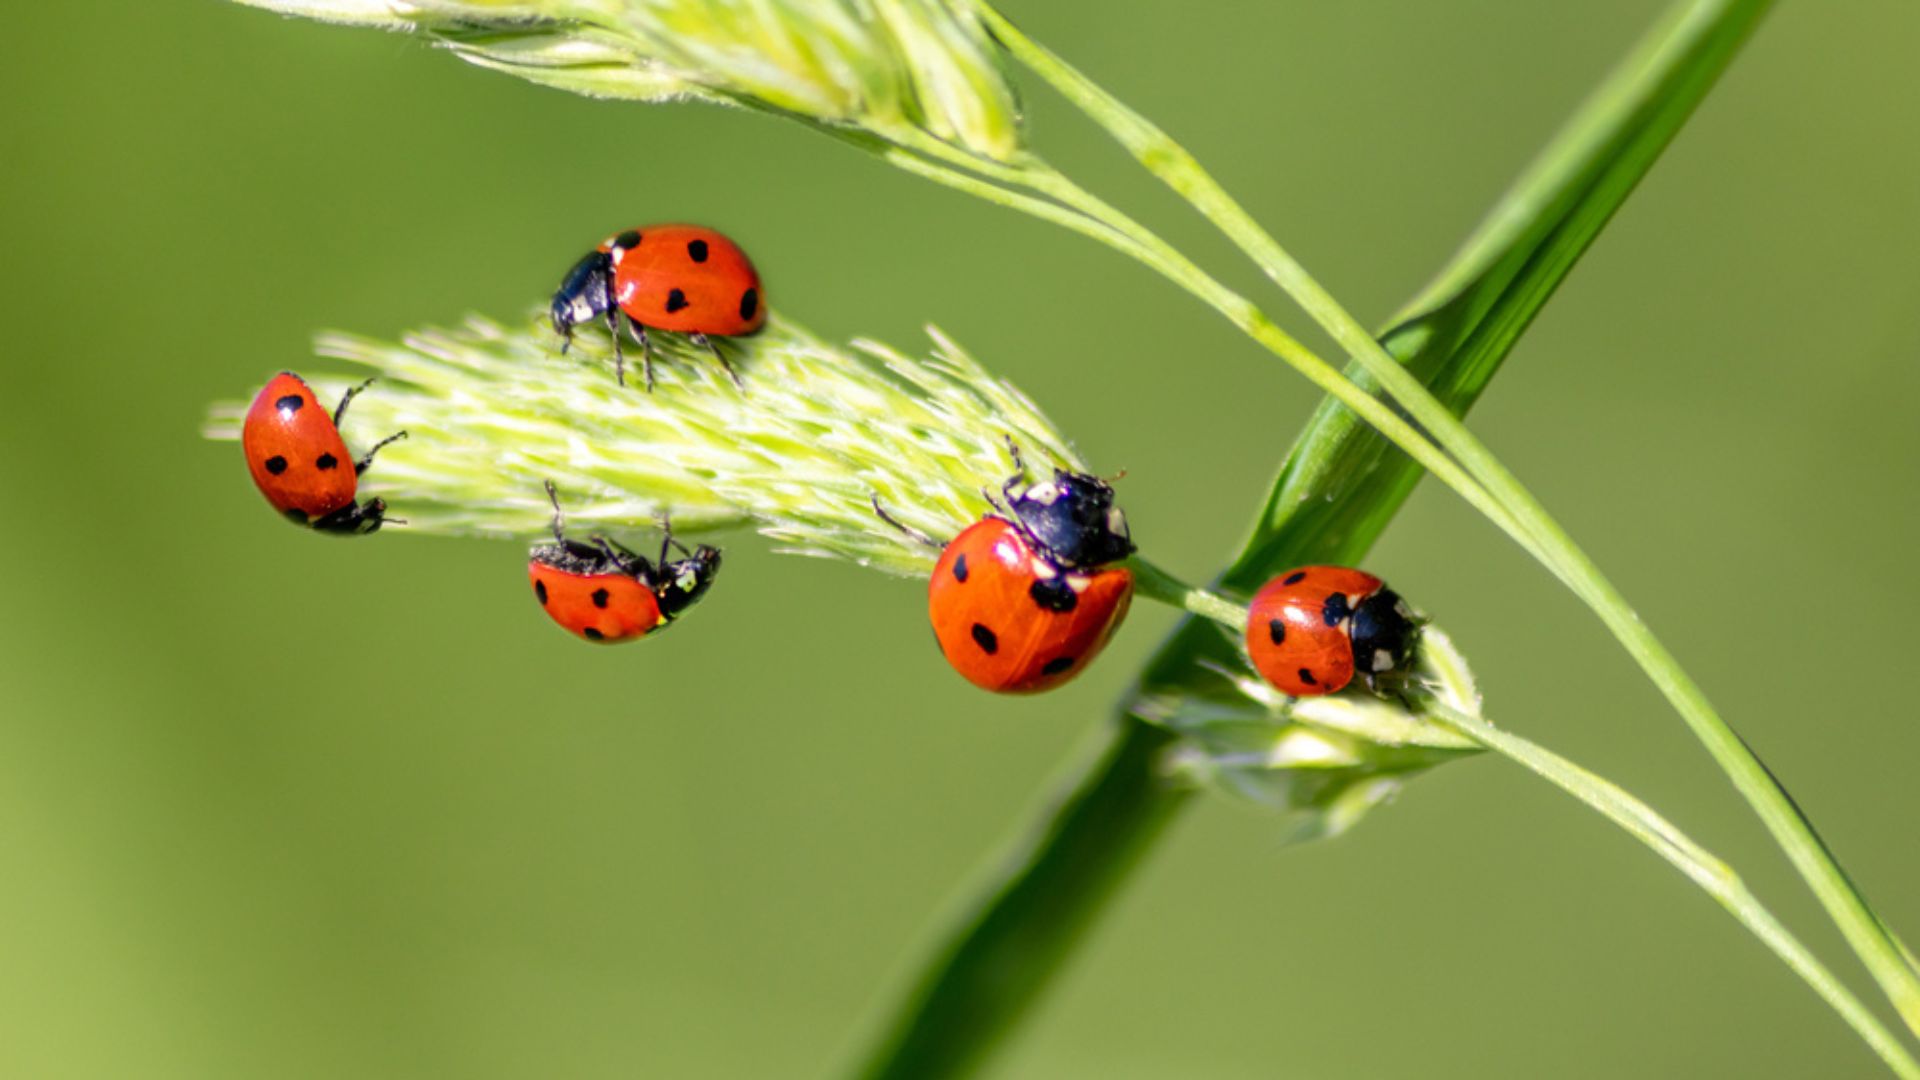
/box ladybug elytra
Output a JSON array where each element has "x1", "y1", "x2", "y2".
[
  {"x1": 884, "y1": 446, "x2": 1135, "y2": 694},
  {"x1": 528, "y1": 482, "x2": 722, "y2": 644},
  {"x1": 550, "y1": 224, "x2": 765, "y2": 391},
  {"x1": 241, "y1": 371, "x2": 404, "y2": 535},
  {"x1": 1245, "y1": 566, "x2": 1418, "y2": 696}
]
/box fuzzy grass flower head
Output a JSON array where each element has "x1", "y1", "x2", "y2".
[
  {"x1": 234, "y1": 0, "x2": 1024, "y2": 161},
  {"x1": 1141, "y1": 624, "x2": 1486, "y2": 843},
  {"x1": 207, "y1": 312, "x2": 1084, "y2": 574}
]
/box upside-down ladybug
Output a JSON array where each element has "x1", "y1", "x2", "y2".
[
  {"x1": 1245, "y1": 566, "x2": 1419, "y2": 696},
  {"x1": 242, "y1": 371, "x2": 405, "y2": 535},
  {"x1": 881, "y1": 448, "x2": 1135, "y2": 694},
  {"x1": 528, "y1": 481, "x2": 722, "y2": 644},
  {"x1": 550, "y1": 224, "x2": 765, "y2": 391}
]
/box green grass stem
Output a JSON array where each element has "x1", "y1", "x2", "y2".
[{"x1": 974, "y1": 0, "x2": 1920, "y2": 1040}]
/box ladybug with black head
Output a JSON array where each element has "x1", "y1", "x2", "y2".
[
  {"x1": 1245, "y1": 566, "x2": 1420, "y2": 696},
  {"x1": 241, "y1": 371, "x2": 405, "y2": 535},
  {"x1": 550, "y1": 224, "x2": 765, "y2": 391},
  {"x1": 878, "y1": 443, "x2": 1135, "y2": 694},
  {"x1": 528, "y1": 481, "x2": 722, "y2": 644}
]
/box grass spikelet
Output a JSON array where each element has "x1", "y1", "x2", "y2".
[{"x1": 206, "y1": 312, "x2": 1084, "y2": 575}]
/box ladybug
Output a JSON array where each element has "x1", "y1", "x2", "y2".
[
  {"x1": 880, "y1": 447, "x2": 1135, "y2": 694},
  {"x1": 241, "y1": 371, "x2": 405, "y2": 535},
  {"x1": 1244, "y1": 566, "x2": 1419, "y2": 697},
  {"x1": 528, "y1": 481, "x2": 722, "y2": 644},
  {"x1": 550, "y1": 224, "x2": 765, "y2": 392}
]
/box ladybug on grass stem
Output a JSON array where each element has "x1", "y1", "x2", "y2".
[
  {"x1": 241, "y1": 371, "x2": 405, "y2": 535},
  {"x1": 878, "y1": 442, "x2": 1135, "y2": 694},
  {"x1": 528, "y1": 482, "x2": 722, "y2": 644},
  {"x1": 1245, "y1": 566, "x2": 1419, "y2": 696},
  {"x1": 550, "y1": 224, "x2": 765, "y2": 392}
]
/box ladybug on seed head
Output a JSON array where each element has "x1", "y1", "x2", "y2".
[
  {"x1": 528, "y1": 481, "x2": 722, "y2": 644},
  {"x1": 1244, "y1": 566, "x2": 1420, "y2": 696},
  {"x1": 551, "y1": 224, "x2": 765, "y2": 391},
  {"x1": 879, "y1": 442, "x2": 1135, "y2": 694},
  {"x1": 241, "y1": 371, "x2": 405, "y2": 535}
]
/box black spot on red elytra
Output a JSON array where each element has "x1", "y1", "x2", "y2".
[
  {"x1": 1041, "y1": 656, "x2": 1075, "y2": 675},
  {"x1": 1268, "y1": 619, "x2": 1286, "y2": 645},
  {"x1": 535, "y1": 580, "x2": 548, "y2": 605},
  {"x1": 615, "y1": 230, "x2": 641, "y2": 250},
  {"x1": 738, "y1": 288, "x2": 758, "y2": 321},
  {"x1": 1298, "y1": 667, "x2": 1318, "y2": 686},
  {"x1": 687, "y1": 239, "x2": 709, "y2": 263},
  {"x1": 1029, "y1": 577, "x2": 1078, "y2": 613},
  {"x1": 970, "y1": 623, "x2": 998, "y2": 655},
  {"x1": 264, "y1": 455, "x2": 288, "y2": 475},
  {"x1": 1283, "y1": 570, "x2": 1307, "y2": 586},
  {"x1": 1321, "y1": 592, "x2": 1351, "y2": 627},
  {"x1": 275, "y1": 394, "x2": 304, "y2": 414},
  {"x1": 591, "y1": 588, "x2": 610, "y2": 609},
  {"x1": 666, "y1": 288, "x2": 690, "y2": 313},
  {"x1": 315, "y1": 453, "x2": 338, "y2": 471},
  {"x1": 952, "y1": 553, "x2": 969, "y2": 582},
  {"x1": 584, "y1": 627, "x2": 605, "y2": 641}
]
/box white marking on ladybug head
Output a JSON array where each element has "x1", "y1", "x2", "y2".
[
  {"x1": 1107, "y1": 506, "x2": 1129, "y2": 538},
  {"x1": 1395, "y1": 598, "x2": 1414, "y2": 619},
  {"x1": 1029, "y1": 557, "x2": 1059, "y2": 579},
  {"x1": 1024, "y1": 481, "x2": 1062, "y2": 505},
  {"x1": 1372, "y1": 648, "x2": 1394, "y2": 673},
  {"x1": 610, "y1": 245, "x2": 626, "y2": 265},
  {"x1": 1066, "y1": 574, "x2": 1091, "y2": 593}
]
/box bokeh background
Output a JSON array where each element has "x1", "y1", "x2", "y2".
[{"x1": 2, "y1": 2, "x2": 1917, "y2": 1077}]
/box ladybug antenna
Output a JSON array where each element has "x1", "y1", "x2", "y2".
[
  {"x1": 980, "y1": 485, "x2": 1010, "y2": 517},
  {"x1": 870, "y1": 494, "x2": 941, "y2": 550},
  {"x1": 543, "y1": 480, "x2": 566, "y2": 543},
  {"x1": 1102, "y1": 467, "x2": 1129, "y2": 485}
]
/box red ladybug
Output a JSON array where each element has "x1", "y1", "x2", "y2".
[
  {"x1": 550, "y1": 224, "x2": 765, "y2": 391},
  {"x1": 528, "y1": 482, "x2": 722, "y2": 644},
  {"x1": 1245, "y1": 566, "x2": 1418, "y2": 696},
  {"x1": 882, "y1": 449, "x2": 1135, "y2": 694},
  {"x1": 241, "y1": 371, "x2": 404, "y2": 535}
]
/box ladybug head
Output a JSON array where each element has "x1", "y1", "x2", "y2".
[
  {"x1": 310, "y1": 497, "x2": 388, "y2": 536},
  {"x1": 550, "y1": 249, "x2": 614, "y2": 341},
  {"x1": 1007, "y1": 470, "x2": 1133, "y2": 570},
  {"x1": 655, "y1": 544, "x2": 723, "y2": 619},
  {"x1": 1349, "y1": 587, "x2": 1419, "y2": 684}
]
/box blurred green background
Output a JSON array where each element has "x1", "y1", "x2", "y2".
[{"x1": 2, "y1": 2, "x2": 1916, "y2": 1076}]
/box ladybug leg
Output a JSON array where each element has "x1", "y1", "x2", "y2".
[
  {"x1": 333, "y1": 377, "x2": 376, "y2": 427},
  {"x1": 1003, "y1": 435, "x2": 1028, "y2": 479},
  {"x1": 657, "y1": 514, "x2": 694, "y2": 563},
  {"x1": 693, "y1": 333, "x2": 746, "y2": 391},
  {"x1": 593, "y1": 534, "x2": 651, "y2": 578},
  {"x1": 629, "y1": 323, "x2": 657, "y2": 393},
  {"x1": 600, "y1": 272, "x2": 626, "y2": 386},
  {"x1": 591, "y1": 536, "x2": 627, "y2": 570},
  {"x1": 870, "y1": 494, "x2": 941, "y2": 549},
  {"x1": 353, "y1": 430, "x2": 408, "y2": 475},
  {"x1": 543, "y1": 480, "x2": 567, "y2": 543}
]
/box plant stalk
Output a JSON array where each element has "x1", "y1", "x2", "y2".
[
  {"x1": 853, "y1": 717, "x2": 1189, "y2": 1080},
  {"x1": 978, "y1": 0, "x2": 1920, "y2": 1038},
  {"x1": 1424, "y1": 699, "x2": 1920, "y2": 1080}
]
